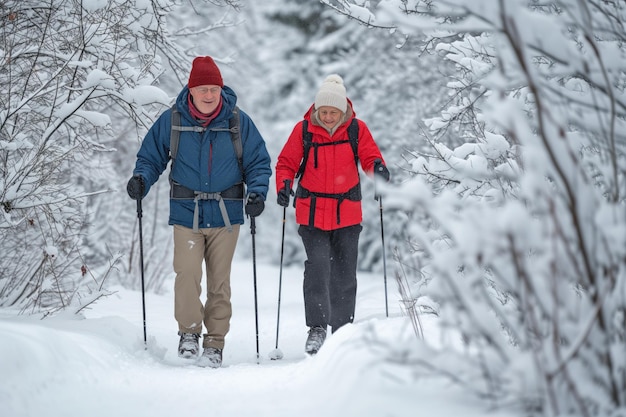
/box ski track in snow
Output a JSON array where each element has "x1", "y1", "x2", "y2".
[{"x1": 1, "y1": 261, "x2": 516, "y2": 417}]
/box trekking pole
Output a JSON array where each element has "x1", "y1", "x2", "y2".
[
  {"x1": 270, "y1": 180, "x2": 291, "y2": 361},
  {"x1": 250, "y1": 216, "x2": 260, "y2": 364},
  {"x1": 137, "y1": 199, "x2": 148, "y2": 348},
  {"x1": 374, "y1": 176, "x2": 389, "y2": 318},
  {"x1": 379, "y1": 194, "x2": 389, "y2": 317}
]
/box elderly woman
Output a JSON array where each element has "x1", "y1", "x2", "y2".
[{"x1": 274, "y1": 74, "x2": 390, "y2": 355}]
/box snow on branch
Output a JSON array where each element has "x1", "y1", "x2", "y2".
[{"x1": 352, "y1": 0, "x2": 626, "y2": 415}]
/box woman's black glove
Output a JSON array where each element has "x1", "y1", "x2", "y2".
[
  {"x1": 373, "y1": 159, "x2": 390, "y2": 182},
  {"x1": 277, "y1": 180, "x2": 293, "y2": 207}
]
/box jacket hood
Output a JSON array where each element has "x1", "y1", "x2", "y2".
[{"x1": 175, "y1": 85, "x2": 238, "y2": 125}]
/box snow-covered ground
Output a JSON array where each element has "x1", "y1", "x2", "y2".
[{"x1": 1, "y1": 258, "x2": 517, "y2": 417}]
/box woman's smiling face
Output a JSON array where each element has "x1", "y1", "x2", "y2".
[{"x1": 317, "y1": 106, "x2": 343, "y2": 129}]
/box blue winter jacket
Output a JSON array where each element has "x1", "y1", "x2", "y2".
[{"x1": 132, "y1": 85, "x2": 272, "y2": 229}]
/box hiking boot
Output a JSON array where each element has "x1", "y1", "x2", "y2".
[
  {"x1": 178, "y1": 332, "x2": 200, "y2": 358},
  {"x1": 198, "y1": 347, "x2": 223, "y2": 368},
  {"x1": 305, "y1": 325, "x2": 327, "y2": 355}
]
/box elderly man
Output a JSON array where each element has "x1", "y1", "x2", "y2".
[{"x1": 127, "y1": 56, "x2": 271, "y2": 368}]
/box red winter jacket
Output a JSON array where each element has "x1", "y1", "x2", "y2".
[{"x1": 275, "y1": 102, "x2": 384, "y2": 231}]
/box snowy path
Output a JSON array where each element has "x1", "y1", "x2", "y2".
[{"x1": 1, "y1": 261, "x2": 515, "y2": 417}]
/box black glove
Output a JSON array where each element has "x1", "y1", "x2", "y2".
[
  {"x1": 277, "y1": 180, "x2": 293, "y2": 207},
  {"x1": 373, "y1": 159, "x2": 390, "y2": 182},
  {"x1": 126, "y1": 175, "x2": 145, "y2": 200},
  {"x1": 245, "y1": 193, "x2": 265, "y2": 217}
]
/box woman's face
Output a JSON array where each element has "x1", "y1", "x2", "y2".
[
  {"x1": 190, "y1": 85, "x2": 222, "y2": 114},
  {"x1": 317, "y1": 106, "x2": 343, "y2": 129}
]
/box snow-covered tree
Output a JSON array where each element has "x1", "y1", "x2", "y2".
[
  {"x1": 329, "y1": 0, "x2": 626, "y2": 415},
  {"x1": 0, "y1": 0, "x2": 234, "y2": 312}
]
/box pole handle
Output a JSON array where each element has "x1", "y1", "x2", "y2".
[
  {"x1": 250, "y1": 215, "x2": 256, "y2": 235},
  {"x1": 283, "y1": 179, "x2": 293, "y2": 204}
]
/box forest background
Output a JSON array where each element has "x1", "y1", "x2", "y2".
[{"x1": 1, "y1": 1, "x2": 624, "y2": 416}]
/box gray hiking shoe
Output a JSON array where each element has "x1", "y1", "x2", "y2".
[
  {"x1": 178, "y1": 332, "x2": 200, "y2": 358},
  {"x1": 305, "y1": 326, "x2": 327, "y2": 355},
  {"x1": 198, "y1": 347, "x2": 223, "y2": 368}
]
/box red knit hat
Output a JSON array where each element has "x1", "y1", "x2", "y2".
[{"x1": 188, "y1": 56, "x2": 223, "y2": 88}]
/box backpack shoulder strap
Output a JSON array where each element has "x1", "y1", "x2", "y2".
[
  {"x1": 229, "y1": 106, "x2": 244, "y2": 181},
  {"x1": 170, "y1": 104, "x2": 180, "y2": 162},
  {"x1": 296, "y1": 118, "x2": 360, "y2": 180},
  {"x1": 169, "y1": 104, "x2": 205, "y2": 163},
  {"x1": 347, "y1": 118, "x2": 359, "y2": 167},
  {"x1": 295, "y1": 120, "x2": 312, "y2": 179}
]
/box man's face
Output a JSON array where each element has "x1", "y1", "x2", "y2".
[{"x1": 190, "y1": 85, "x2": 221, "y2": 114}]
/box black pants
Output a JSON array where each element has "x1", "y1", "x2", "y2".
[{"x1": 298, "y1": 224, "x2": 362, "y2": 332}]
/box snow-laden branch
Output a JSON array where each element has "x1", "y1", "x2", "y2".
[{"x1": 346, "y1": 0, "x2": 626, "y2": 414}]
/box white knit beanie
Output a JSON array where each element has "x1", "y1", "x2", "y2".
[{"x1": 314, "y1": 74, "x2": 347, "y2": 112}]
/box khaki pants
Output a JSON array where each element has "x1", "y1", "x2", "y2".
[{"x1": 173, "y1": 224, "x2": 240, "y2": 350}]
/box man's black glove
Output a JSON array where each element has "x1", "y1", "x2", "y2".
[
  {"x1": 373, "y1": 159, "x2": 390, "y2": 182},
  {"x1": 126, "y1": 175, "x2": 145, "y2": 200},
  {"x1": 245, "y1": 193, "x2": 265, "y2": 217},
  {"x1": 277, "y1": 180, "x2": 293, "y2": 207}
]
